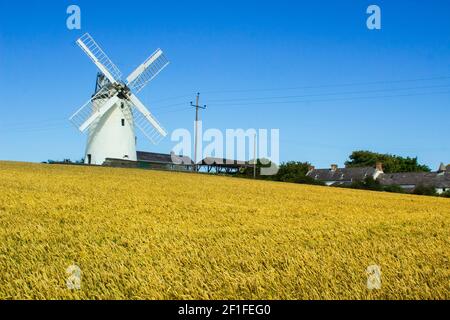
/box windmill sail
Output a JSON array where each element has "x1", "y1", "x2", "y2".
[
  {"x1": 70, "y1": 86, "x2": 115, "y2": 131},
  {"x1": 128, "y1": 93, "x2": 167, "y2": 143},
  {"x1": 76, "y1": 33, "x2": 122, "y2": 84},
  {"x1": 126, "y1": 49, "x2": 169, "y2": 93}
]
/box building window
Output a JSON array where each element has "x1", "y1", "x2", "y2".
[{"x1": 121, "y1": 119, "x2": 125, "y2": 126}]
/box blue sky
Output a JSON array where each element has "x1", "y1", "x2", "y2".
[{"x1": 0, "y1": 0, "x2": 449, "y2": 168}]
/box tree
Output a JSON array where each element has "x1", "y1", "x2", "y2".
[
  {"x1": 345, "y1": 150, "x2": 430, "y2": 173},
  {"x1": 383, "y1": 184, "x2": 405, "y2": 194},
  {"x1": 270, "y1": 161, "x2": 324, "y2": 185},
  {"x1": 349, "y1": 177, "x2": 406, "y2": 194},
  {"x1": 349, "y1": 177, "x2": 383, "y2": 191},
  {"x1": 273, "y1": 161, "x2": 310, "y2": 182},
  {"x1": 412, "y1": 185, "x2": 437, "y2": 196},
  {"x1": 238, "y1": 158, "x2": 273, "y2": 178}
]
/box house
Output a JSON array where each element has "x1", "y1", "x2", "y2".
[
  {"x1": 103, "y1": 151, "x2": 193, "y2": 171},
  {"x1": 136, "y1": 151, "x2": 193, "y2": 171},
  {"x1": 306, "y1": 163, "x2": 384, "y2": 186},
  {"x1": 378, "y1": 163, "x2": 450, "y2": 194}
]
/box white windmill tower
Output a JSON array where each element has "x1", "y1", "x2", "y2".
[{"x1": 70, "y1": 33, "x2": 169, "y2": 165}]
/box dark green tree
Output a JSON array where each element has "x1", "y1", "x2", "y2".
[
  {"x1": 412, "y1": 185, "x2": 437, "y2": 196},
  {"x1": 237, "y1": 158, "x2": 274, "y2": 178},
  {"x1": 345, "y1": 150, "x2": 431, "y2": 173},
  {"x1": 273, "y1": 161, "x2": 311, "y2": 182},
  {"x1": 270, "y1": 161, "x2": 323, "y2": 185},
  {"x1": 349, "y1": 177, "x2": 383, "y2": 191},
  {"x1": 383, "y1": 184, "x2": 405, "y2": 194}
]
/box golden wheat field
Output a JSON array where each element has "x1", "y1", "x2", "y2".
[{"x1": 0, "y1": 161, "x2": 449, "y2": 300}]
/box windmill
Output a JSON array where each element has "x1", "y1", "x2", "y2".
[{"x1": 69, "y1": 33, "x2": 169, "y2": 165}]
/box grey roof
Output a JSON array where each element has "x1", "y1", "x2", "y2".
[
  {"x1": 136, "y1": 151, "x2": 193, "y2": 165},
  {"x1": 200, "y1": 157, "x2": 249, "y2": 167},
  {"x1": 378, "y1": 172, "x2": 450, "y2": 188},
  {"x1": 306, "y1": 167, "x2": 377, "y2": 182}
]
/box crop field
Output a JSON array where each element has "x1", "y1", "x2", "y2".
[{"x1": 0, "y1": 161, "x2": 448, "y2": 299}]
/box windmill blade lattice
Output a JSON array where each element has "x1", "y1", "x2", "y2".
[
  {"x1": 126, "y1": 49, "x2": 169, "y2": 93},
  {"x1": 132, "y1": 107, "x2": 166, "y2": 145},
  {"x1": 70, "y1": 86, "x2": 115, "y2": 131},
  {"x1": 77, "y1": 33, "x2": 122, "y2": 83}
]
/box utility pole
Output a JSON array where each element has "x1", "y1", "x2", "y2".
[
  {"x1": 191, "y1": 93, "x2": 206, "y2": 172},
  {"x1": 253, "y1": 133, "x2": 257, "y2": 179}
]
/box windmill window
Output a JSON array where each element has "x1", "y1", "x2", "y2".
[{"x1": 121, "y1": 119, "x2": 125, "y2": 126}]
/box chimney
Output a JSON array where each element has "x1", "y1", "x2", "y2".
[
  {"x1": 376, "y1": 162, "x2": 383, "y2": 172},
  {"x1": 308, "y1": 165, "x2": 315, "y2": 172},
  {"x1": 438, "y1": 162, "x2": 446, "y2": 173},
  {"x1": 330, "y1": 164, "x2": 338, "y2": 171}
]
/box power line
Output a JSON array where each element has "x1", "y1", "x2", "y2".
[
  {"x1": 201, "y1": 75, "x2": 450, "y2": 94},
  {"x1": 147, "y1": 94, "x2": 193, "y2": 104},
  {"x1": 147, "y1": 80, "x2": 450, "y2": 111},
  {"x1": 140, "y1": 74, "x2": 450, "y2": 107},
  {"x1": 279, "y1": 139, "x2": 450, "y2": 152},
  {"x1": 0, "y1": 123, "x2": 71, "y2": 133},
  {"x1": 158, "y1": 106, "x2": 194, "y2": 114},
  {"x1": 151, "y1": 102, "x2": 187, "y2": 110},
  {"x1": 3, "y1": 90, "x2": 448, "y2": 132},
  {"x1": 3, "y1": 119, "x2": 67, "y2": 129},
  {"x1": 1, "y1": 106, "x2": 193, "y2": 133},
  {"x1": 4, "y1": 74, "x2": 450, "y2": 132},
  {"x1": 209, "y1": 90, "x2": 450, "y2": 107},
  {"x1": 206, "y1": 84, "x2": 450, "y2": 103}
]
